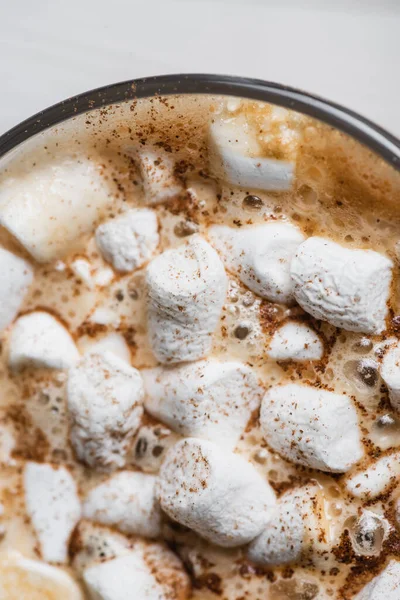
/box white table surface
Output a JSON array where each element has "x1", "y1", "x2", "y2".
[{"x1": 1, "y1": 0, "x2": 399, "y2": 137}]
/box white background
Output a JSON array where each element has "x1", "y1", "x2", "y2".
[{"x1": 1, "y1": 0, "x2": 399, "y2": 136}]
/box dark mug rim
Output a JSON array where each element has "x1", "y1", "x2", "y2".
[{"x1": 0, "y1": 73, "x2": 399, "y2": 169}]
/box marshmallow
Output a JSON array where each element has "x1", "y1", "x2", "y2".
[
  {"x1": 95, "y1": 208, "x2": 159, "y2": 273},
  {"x1": 67, "y1": 352, "x2": 144, "y2": 469},
  {"x1": 8, "y1": 311, "x2": 80, "y2": 370},
  {"x1": 345, "y1": 452, "x2": 400, "y2": 499},
  {"x1": 72, "y1": 523, "x2": 190, "y2": 600},
  {"x1": 70, "y1": 259, "x2": 114, "y2": 289},
  {"x1": 78, "y1": 332, "x2": 131, "y2": 364},
  {"x1": 136, "y1": 149, "x2": 183, "y2": 205},
  {"x1": 209, "y1": 115, "x2": 294, "y2": 191},
  {"x1": 143, "y1": 359, "x2": 262, "y2": 450},
  {"x1": 0, "y1": 552, "x2": 83, "y2": 599},
  {"x1": 260, "y1": 384, "x2": 363, "y2": 472},
  {"x1": 290, "y1": 237, "x2": 392, "y2": 334},
  {"x1": 83, "y1": 542, "x2": 190, "y2": 600},
  {"x1": 354, "y1": 560, "x2": 400, "y2": 599},
  {"x1": 381, "y1": 342, "x2": 400, "y2": 411},
  {"x1": 0, "y1": 156, "x2": 114, "y2": 262},
  {"x1": 268, "y1": 321, "x2": 324, "y2": 361},
  {"x1": 209, "y1": 223, "x2": 304, "y2": 304},
  {"x1": 146, "y1": 235, "x2": 227, "y2": 363},
  {"x1": 0, "y1": 247, "x2": 33, "y2": 333},
  {"x1": 23, "y1": 462, "x2": 81, "y2": 563},
  {"x1": 157, "y1": 438, "x2": 276, "y2": 547},
  {"x1": 83, "y1": 471, "x2": 162, "y2": 538},
  {"x1": 248, "y1": 483, "x2": 329, "y2": 566}
]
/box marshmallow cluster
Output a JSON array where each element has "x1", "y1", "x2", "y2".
[
  {"x1": 143, "y1": 359, "x2": 262, "y2": 450},
  {"x1": 260, "y1": 384, "x2": 363, "y2": 472},
  {"x1": 9, "y1": 311, "x2": 80, "y2": 370},
  {"x1": 67, "y1": 352, "x2": 144, "y2": 469},
  {"x1": 209, "y1": 223, "x2": 304, "y2": 304},
  {"x1": 0, "y1": 155, "x2": 114, "y2": 262},
  {"x1": 291, "y1": 237, "x2": 392, "y2": 334},
  {"x1": 157, "y1": 438, "x2": 276, "y2": 547},
  {"x1": 0, "y1": 247, "x2": 33, "y2": 334},
  {"x1": 23, "y1": 462, "x2": 81, "y2": 563},
  {"x1": 95, "y1": 208, "x2": 159, "y2": 272},
  {"x1": 83, "y1": 471, "x2": 162, "y2": 538},
  {"x1": 146, "y1": 235, "x2": 227, "y2": 363}
]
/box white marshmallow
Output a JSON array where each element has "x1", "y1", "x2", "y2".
[
  {"x1": 260, "y1": 384, "x2": 363, "y2": 472},
  {"x1": 381, "y1": 341, "x2": 400, "y2": 411},
  {"x1": 146, "y1": 235, "x2": 227, "y2": 363},
  {"x1": 137, "y1": 149, "x2": 183, "y2": 205},
  {"x1": 0, "y1": 247, "x2": 33, "y2": 333},
  {"x1": 23, "y1": 462, "x2": 81, "y2": 563},
  {"x1": 72, "y1": 523, "x2": 190, "y2": 600},
  {"x1": 143, "y1": 359, "x2": 262, "y2": 450},
  {"x1": 0, "y1": 156, "x2": 114, "y2": 262},
  {"x1": 209, "y1": 115, "x2": 294, "y2": 191},
  {"x1": 354, "y1": 560, "x2": 400, "y2": 599},
  {"x1": 83, "y1": 543, "x2": 190, "y2": 600},
  {"x1": 95, "y1": 208, "x2": 159, "y2": 273},
  {"x1": 345, "y1": 452, "x2": 400, "y2": 499},
  {"x1": 268, "y1": 321, "x2": 324, "y2": 361},
  {"x1": 247, "y1": 483, "x2": 329, "y2": 566},
  {"x1": 78, "y1": 332, "x2": 131, "y2": 364},
  {"x1": 67, "y1": 352, "x2": 144, "y2": 469},
  {"x1": 157, "y1": 438, "x2": 277, "y2": 547},
  {"x1": 209, "y1": 223, "x2": 304, "y2": 304},
  {"x1": 8, "y1": 311, "x2": 80, "y2": 370},
  {"x1": 83, "y1": 471, "x2": 162, "y2": 538},
  {"x1": 0, "y1": 552, "x2": 83, "y2": 599},
  {"x1": 70, "y1": 259, "x2": 114, "y2": 289},
  {"x1": 290, "y1": 237, "x2": 392, "y2": 334}
]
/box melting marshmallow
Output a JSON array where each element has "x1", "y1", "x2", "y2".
[
  {"x1": 268, "y1": 321, "x2": 324, "y2": 361},
  {"x1": 143, "y1": 359, "x2": 262, "y2": 450},
  {"x1": 136, "y1": 149, "x2": 183, "y2": 205},
  {"x1": 146, "y1": 235, "x2": 227, "y2": 363},
  {"x1": 78, "y1": 332, "x2": 131, "y2": 364},
  {"x1": 0, "y1": 552, "x2": 83, "y2": 599},
  {"x1": 8, "y1": 311, "x2": 80, "y2": 370},
  {"x1": 0, "y1": 247, "x2": 33, "y2": 333},
  {"x1": 23, "y1": 462, "x2": 81, "y2": 563},
  {"x1": 209, "y1": 223, "x2": 304, "y2": 304},
  {"x1": 260, "y1": 384, "x2": 363, "y2": 472},
  {"x1": 354, "y1": 560, "x2": 400, "y2": 599},
  {"x1": 0, "y1": 156, "x2": 114, "y2": 262},
  {"x1": 381, "y1": 341, "x2": 400, "y2": 411},
  {"x1": 83, "y1": 471, "x2": 162, "y2": 538},
  {"x1": 209, "y1": 115, "x2": 294, "y2": 191},
  {"x1": 345, "y1": 452, "x2": 400, "y2": 499},
  {"x1": 67, "y1": 352, "x2": 144, "y2": 469},
  {"x1": 72, "y1": 522, "x2": 190, "y2": 600},
  {"x1": 95, "y1": 208, "x2": 159, "y2": 272},
  {"x1": 290, "y1": 237, "x2": 392, "y2": 334},
  {"x1": 248, "y1": 483, "x2": 330, "y2": 566},
  {"x1": 157, "y1": 438, "x2": 277, "y2": 547}
]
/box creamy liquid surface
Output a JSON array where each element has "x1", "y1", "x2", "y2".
[{"x1": 0, "y1": 95, "x2": 399, "y2": 600}]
